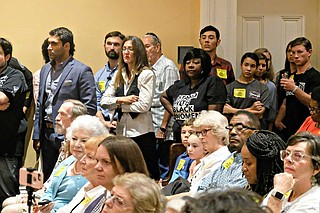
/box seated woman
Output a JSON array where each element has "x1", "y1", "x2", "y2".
[
  {"x1": 160, "y1": 48, "x2": 226, "y2": 143},
  {"x1": 84, "y1": 135, "x2": 150, "y2": 212},
  {"x1": 101, "y1": 172, "x2": 165, "y2": 213},
  {"x1": 263, "y1": 132, "x2": 320, "y2": 212},
  {"x1": 224, "y1": 52, "x2": 270, "y2": 124},
  {"x1": 57, "y1": 135, "x2": 109, "y2": 212},
  {"x1": 241, "y1": 130, "x2": 286, "y2": 197},
  {"x1": 2, "y1": 115, "x2": 108, "y2": 213}
]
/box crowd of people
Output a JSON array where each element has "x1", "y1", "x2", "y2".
[{"x1": 0, "y1": 23, "x2": 320, "y2": 213}]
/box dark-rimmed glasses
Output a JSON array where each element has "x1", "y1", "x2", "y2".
[
  {"x1": 225, "y1": 123, "x2": 256, "y2": 132},
  {"x1": 195, "y1": 128, "x2": 212, "y2": 137}
]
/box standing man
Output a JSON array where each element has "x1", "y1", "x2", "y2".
[
  {"x1": 142, "y1": 32, "x2": 179, "y2": 179},
  {"x1": 0, "y1": 38, "x2": 27, "y2": 208},
  {"x1": 32, "y1": 27, "x2": 97, "y2": 181},
  {"x1": 180, "y1": 25, "x2": 235, "y2": 85},
  {"x1": 95, "y1": 31, "x2": 125, "y2": 129},
  {"x1": 275, "y1": 37, "x2": 320, "y2": 142}
]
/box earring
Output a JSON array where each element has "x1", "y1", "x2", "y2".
[
  {"x1": 201, "y1": 70, "x2": 204, "y2": 74},
  {"x1": 311, "y1": 176, "x2": 317, "y2": 186}
]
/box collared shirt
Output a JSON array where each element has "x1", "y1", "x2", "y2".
[
  {"x1": 44, "y1": 56, "x2": 72, "y2": 122},
  {"x1": 95, "y1": 62, "x2": 118, "y2": 120},
  {"x1": 57, "y1": 183, "x2": 105, "y2": 213},
  {"x1": 189, "y1": 146, "x2": 230, "y2": 193},
  {"x1": 151, "y1": 55, "x2": 179, "y2": 140},
  {"x1": 197, "y1": 152, "x2": 247, "y2": 192},
  {"x1": 101, "y1": 68, "x2": 156, "y2": 137}
]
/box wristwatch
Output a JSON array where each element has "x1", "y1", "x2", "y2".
[
  {"x1": 160, "y1": 127, "x2": 166, "y2": 132},
  {"x1": 271, "y1": 190, "x2": 285, "y2": 201}
]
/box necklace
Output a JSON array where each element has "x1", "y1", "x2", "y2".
[{"x1": 73, "y1": 161, "x2": 81, "y2": 175}]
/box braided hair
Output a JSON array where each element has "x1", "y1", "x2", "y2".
[{"x1": 245, "y1": 130, "x2": 286, "y2": 196}]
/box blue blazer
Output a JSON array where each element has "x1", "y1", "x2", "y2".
[{"x1": 33, "y1": 57, "x2": 97, "y2": 140}]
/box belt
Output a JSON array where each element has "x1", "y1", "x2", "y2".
[{"x1": 44, "y1": 121, "x2": 54, "y2": 129}]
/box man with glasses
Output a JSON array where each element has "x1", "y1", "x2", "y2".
[
  {"x1": 95, "y1": 31, "x2": 125, "y2": 130},
  {"x1": 275, "y1": 37, "x2": 320, "y2": 142},
  {"x1": 197, "y1": 110, "x2": 260, "y2": 192},
  {"x1": 142, "y1": 32, "x2": 179, "y2": 179},
  {"x1": 296, "y1": 86, "x2": 320, "y2": 135}
]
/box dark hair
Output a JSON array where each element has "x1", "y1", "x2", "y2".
[
  {"x1": 104, "y1": 31, "x2": 125, "y2": 44},
  {"x1": 182, "y1": 48, "x2": 212, "y2": 81},
  {"x1": 41, "y1": 38, "x2": 50, "y2": 63},
  {"x1": 311, "y1": 86, "x2": 320, "y2": 108},
  {"x1": 0, "y1": 38, "x2": 13, "y2": 62},
  {"x1": 99, "y1": 135, "x2": 149, "y2": 176},
  {"x1": 182, "y1": 188, "x2": 269, "y2": 213},
  {"x1": 199, "y1": 25, "x2": 220, "y2": 40},
  {"x1": 291, "y1": 37, "x2": 312, "y2": 51},
  {"x1": 246, "y1": 130, "x2": 286, "y2": 196},
  {"x1": 114, "y1": 36, "x2": 149, "y2": 88},
  {"x1": 241, "y1": 52, "x2": 259, "y2": 68},
  {"x1": 284, "y1": 40, "x2": 294, "y2": 71},
  {"x1": 287, "y1": 132, "x2": 320, "y2": 185},
  {"x1": 49, "y1": 27, "x2": 75, "y2": 55},
  {"x1": 233, "y1": 110, "x2": 261, "y2": 130},
  {"x1": 254, "y1": 53, "x2": 269, "y2": 80},
  {"x1": 182, "y1": 118, "x2": 195, "y2": 127}
]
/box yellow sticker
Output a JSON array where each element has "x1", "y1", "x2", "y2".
[
  {"x1": 54, "y1": 166, "x2": 66, "y2": 177},
  {"x1": 98, "y1": 81, "x2": 106, "y2": 91},
  {"x1": 217, "y1": 68, "x2": 227, "y2": 79},
  {"x1": 234, "y1": 88, "x2": 246, "y2": 98},
  {"x1": 222, "y1": 155, "x2": 234, "y2": 169},
  {"x1": 81, "y1": 197, "x2": 92, "y2": 205},
  {"x1": 25, "y1": 91, "x2": 30, "y2": 99},
  {"x1": 177, "y1": 159, "x2": 186, "y2": 171},
  {"x1": 289, "y1": 75, "x2": 294, "y2": 79}
]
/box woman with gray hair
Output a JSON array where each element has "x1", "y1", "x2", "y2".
[
  {"x1": 189, "y1": 110, "x2": 230, "y2": 193},
  {"x1": 2, "y1": 115, "x2": 108, "y2": 212}
]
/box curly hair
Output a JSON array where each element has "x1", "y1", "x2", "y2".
[{"x1": 245, "y1": 130, "x2": 286, "y2": 196}]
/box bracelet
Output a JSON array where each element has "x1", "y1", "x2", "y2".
[
  {"x1": 160, "y1": 127, "x2": 166, "y2": 132},
  {"x1": 292, "y1": 85, "x2": 298, "y2": 93}
]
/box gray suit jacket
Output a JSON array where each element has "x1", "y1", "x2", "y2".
[{"x1": 32, "y1": 57, "x2": 97, "y2": 140}]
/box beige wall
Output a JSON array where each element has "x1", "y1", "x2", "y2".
[
  {"x1": 1, "y1": 0, "x2": 200, "y2": 73},
  {"x1": 1, "y1": 0, "x2": 200, "y2": 167}
]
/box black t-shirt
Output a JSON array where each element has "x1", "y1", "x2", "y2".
[
  {"x1": 166, "y1": 75, "x2": 227, "y2": 141},
  {"x1": 0, "y1": 66, "x2": 27, "y2": 156},
  {"x1": 284, "y1": 67, "x2": 320, "y2": 136}
]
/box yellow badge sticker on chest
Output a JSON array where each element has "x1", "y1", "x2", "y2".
[
  {"x1": 222, "y1": 155, "x2": 234, "y2": 169},
  {"x1": 54, "y1": 165, "x2": 66, "y2": 176},
  {"x1": 81, "y1": 197, "x2": 92, "y2": 205},
  {"x1": 234, "y1": 88, "x2": 246, "y2": 98},
  {"x1": 98, "y1": 81, "x2": 106, "y2": 91},
  {"x1": 217, "y1": 68, "x2": 227, "y2": 79},
  {"x1": 177, "y1": 159, "x2": 186, "y2": 171}
]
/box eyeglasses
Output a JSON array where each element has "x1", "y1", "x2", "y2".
[
  {"x1": 308, "y1": 107, "x2": 320, "y2": 114},
  {"x1": 280, "y1": 150, "x2": 312, "y2": 162},
  {"x1": 122, "y1": 47, "x2": 134, "y2": 53},
  {"x1": 225, "y1": 123, "x2": 256, "y2": 132},
  {"x1": 195, "y1": 128, "x2": 212, "y2": 137},
  {"x1": 108, "y1": 194, "x2": 127, "y2": 207}
]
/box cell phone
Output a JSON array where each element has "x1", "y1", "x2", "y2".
[
  {"x1": 38, "y1": 200, "x2": 51, "y2": 206},
  {"x1": 19, "y1": 168, "x2": 43, "y2": 189}
]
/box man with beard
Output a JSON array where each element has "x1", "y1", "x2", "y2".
[
  {"x1": 95, "y1": 31, "x2": 125, "y2": 129},
  {"x1": 197, "y1": 110, "x2": 260, "y2": 191},
  {"x1": 142, "y1": 32, "x2": 179, "y2": 179},
  {"x1": 0, "y1": 38, "x2": 27, "y2": 209}
]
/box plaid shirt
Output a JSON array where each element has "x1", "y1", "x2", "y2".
[{"x1": 179, "y1": 55, "x2": 235, "y2": 85}]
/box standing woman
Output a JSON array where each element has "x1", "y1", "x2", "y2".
[
  {"x1": 224, "y1": 52, "x2": 270, "y2": 124},
  {"x1": 160, "y1": 48, "x2": 227, "y2": 143},
  {"x1": 101, "y1": 36, "x2": 159, "y2": 179}
]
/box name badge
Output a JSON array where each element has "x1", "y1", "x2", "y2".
[
  {"x1": 81, "y1": 197, "x2": 92, "y2": 205},
  {"x1": 98, "y1": 81, "x2": 106, "y2": 91},
  {"x1": 54, "y1": 165, "x2": 66, "y2": 177},
  {"x1": 222, "y1": 155, "x2": 234, "y2": 169},
  {"x1": 177, "y1": 159, "x2": 186, "y2": 171},
  {"x1": 217, "y1": 68, "x2": 227, "y2": 79},
  {"x1": 234, "y1": 88, "x2": 246, "y2": 98}
]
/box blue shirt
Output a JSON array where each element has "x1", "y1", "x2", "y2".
[
  {"x1": 197, "y1": 152, "x2": 247, "y2": 192},
  {"x1": 169, "y1": 152, "x2": 194, "y2": 183},
  {"x1": 95, "y1": 62, "x2": 118, "y2": 120}
]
